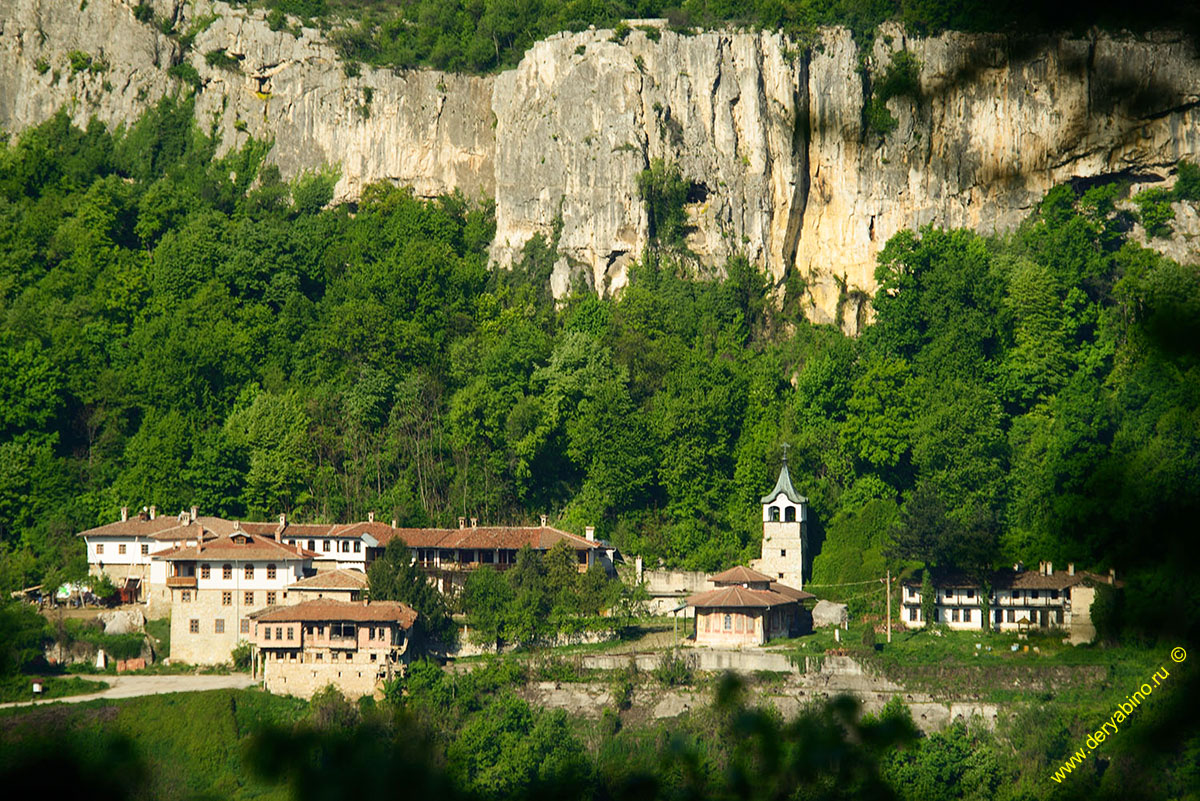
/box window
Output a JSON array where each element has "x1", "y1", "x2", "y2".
[
  {"x1": 341, "y1": 540, "x2": 350, "y2": 553},
  {"x1": 909, "y1": 607, "x2": 918, "y2": 621},
  {"x1": 368, "y1": 627, "x2": 375, "y2": 640},
  {"x1": 316, "y1": 653, "x2": 323, "y2": 661},
  {"x1": 724, "y1": 614, "x2": 732, "y2": 631},
  {"x1": 189, "y1": 619, "x2": 199, "y2": 633},
  {"x1": 267, "y1": 563, "x2": 276, "y2": 580},
  {"x1": 244, "y1": 591, "x2": 254, "y2": 606},
  {"x1": 118, "y1": 544, "x2": 127, "y2": 555},
  {"x1": 784, "y1": 506, "x2": 796, "y2": 522},
  {"x1": 245, "y1": 564, "x2": 254, "y2": 580},
  {"x1": 907, "y1": 586, "x2": 915, "y2": 599},
  {"x1": 96, "y1": 544, "x2": 104, "y2": 555},
  {"x1": 308, "y1": 540, "x2": 316, "y2": 551},
  {"x1": 201, "y1": 564, "x2": 210, "y2": 579},
  {"x1": 323, "y1": 540, "x2": 331, "y2": 552},
  {"x1": 241, "y1": 619, "x2": 250, "y2": 634},
  {"x1": 141, "y1": 544, "x2": 149, "y2": 555},
  {"x1": 287, "y1": 627, "x2": 294, "y2": 640},
  {"x1": 1031, "y1": 590, "x2": 1039, "y2": 599},
  {"x1": 215, "y1": 619, "x2": 225, "y2": 634},
  {"x1": 181, "y1": 590, "x2": 191, "y2": 602},
  {"x1": 266, "y1": 591, "x2": 276, "y2": 605},
  {"x1": 952, "y1": 608, "x2": 960, "y2": 622},
  {"x1": 966, "y1": 589, "x2": 975, "y2": 599},
  {"x1": 1051, "y1": 590, "x2": 1059, "y2": 600},
  {"x1": 354, "y1": 541, "x2": 361, "y2": 553},
  {"x1": 768, "y1": 506, "x2": 780, "y2": 522},
  {"x1": 222, "y1": 564, "x2": 232, "y2": 580},
  {"x1": 1055, "y1": 609, "x2": 1064, "y2": 624},
  {"x1": 222, "y1": 591, "x2": 232, "y2": 606},
  {"x1": 1006, "y1": 609, "x2": 1015, "y2": 623},
  {"x1": 264, "y1": 627, "x2": 271, "y2": 640},
  {"x1": 276, "y1": 627, "x2": 283, "y2": 640},
  {"x1": 780, "y1": 549, "x2": 787, "y2": 558},
  {"x1": 345, "y1": 653, "x2": 352, "y2": 661}
]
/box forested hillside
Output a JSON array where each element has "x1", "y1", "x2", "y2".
[{"x1": 1, "y1": 100, "x2": 1198, "y2": 645}]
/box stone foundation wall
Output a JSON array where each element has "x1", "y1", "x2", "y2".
[{"x1": 262, "y1": 657, "x2": 389, "y2": 700}]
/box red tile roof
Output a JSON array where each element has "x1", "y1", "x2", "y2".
[
  {"x1": 288, "y1": 569, "x2": 369, "y2": 590},
  {"x1": 709, "y1": 566, "x2": 776, "y2": 586},
  {"x1": 77, "y1": 516, "x2": 201, "y2": 538},
  {"x1": 255, "y1": 599, "x2": 417, "y2": 628},
  {"x1": 381, "y1": 526, "x2": 598, "y2": 551},
  {"x1": 155, "y1": 533, "x2": 318, "y2": 562},
  {"x1": 687, "y1": 585, "x2": 800, "y2": 609}
]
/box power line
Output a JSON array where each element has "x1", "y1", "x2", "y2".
[{"x1": 805, "y1": 578, "x2": 882, "y2": 588}]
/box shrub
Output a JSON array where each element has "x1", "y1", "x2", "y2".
[
  {"x1": 637, "y1": 158, "x2": 690, "y2": 248},
  {"x1": 867, "y1": 50, "x2": 921, "y2": 136},
  {"x1": 1134, "y1": 187, "x2": 1175, "y2": 238},
  {"x1": 68, "y1": 50, "x2": 93, "y2": 74},
  {"x1": 168, "y1": 62, "x2": 201, "y2": 87},
  {"x1": 204, "y1": 48, "x2": 242, "y2": 72},
  {"x1": 133, "y1": 3, "x2": 154, "y2": 22},
  {"x1": 267, "y1": 8, "x2": 287, "y2": 31},
  {"x1": 1172, "y1": 160, "x2": 1200, "y2": 202},
  {"x1": 610, "y1": 22, "x2": 630, "y2": 42},
  {"x1": 652, "y1": 649, "x2": 694, "y2": 687},
  {"x1": 231, "y1": 640, "x2": 252, "y2": 670}
]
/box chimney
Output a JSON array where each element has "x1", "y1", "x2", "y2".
[
  {"x1": 1068, "y1": 563, "x2": 1075, "y2": 576},
  {"x1": 585, "y1": 526, "x2": 595, "y2": 542},
  {"x1": 279, "y1": 513, "x2": 287, "y2": 528},
  {"x1": 540, "y1": 514, "x2": 548, "y2": 527},
  {"x1": 1109, "y1": 568, "x2": 1116, "y2": 585},
  {"x1": 368, "y1": 511, "x2": 375, "y2": 523},
  {"x1": 120, "y1": 506, "x2": 128, "y2": 522},
  {"x1": 391, "y1": 518, "x2": 398, "y2": 528},
  {"x1": 190, "y1": 506, "x2": 197, "y2": 524},
  {"x1": 1046, "y1": 561, "x2": 1053, "y2": 576},
  {"x1": 149, "y1": 505, "x2": 157, "y2": 520},
  {"x1": 458, "y1": 517, "x2": 466, "y2": 529},
  {"x1": 1013, "y1": 562, "x2": 1024, "y2": 573},
  {"x1": 470, "y1": 517, "x2": 478, "y2": 528}
]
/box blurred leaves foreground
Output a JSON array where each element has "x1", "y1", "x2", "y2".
[{"x1": 0, "y1": 676, "x2": 917, "y2": 801}]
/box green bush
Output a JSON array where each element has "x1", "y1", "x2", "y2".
[
  {"x1": 637, "y1": 158, "x2": 690, "y2": 248},
  {"x1": 231, "y1": 640, "x2": 252, "y2": 670},
  {"x1": 168, "y1": 62, "x2": 202, "y2": 87},
  {"x1": 652, "y1": 649, "x2": 694, "y2": 687},
  {"x1": 267, "y1": 8, "x2": 287, "y2": 31},
  {"x1": 609, "y1": 21, "x2": 630, "y2": 42},
  {"x1": 867, "y1": 50, "x2": 921, "y2": 135},
  {"x1": 1172, "y1": 160, "x2": 1200, "y2": 202},
  {"x1": 67, "y1": 50, "x2": 93, "y2": 74},
  {"x1": 204, "y1": 48, "x2": 242, "y2": 72},
  {"x1": 1134, "y1": 187, "x2": 1175, "y2": 238}
]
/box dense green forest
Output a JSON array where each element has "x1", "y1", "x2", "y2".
[
  {"x1": 217, "y1": 0, "x2": 1200, "y2": 74},
  {"x1": 1, "y1": 99, "x2": 1199, "y2": 648}
]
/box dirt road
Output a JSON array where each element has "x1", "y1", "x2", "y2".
[{"x1": 0, "y1": 674, "x2": 257, "y2": 709}]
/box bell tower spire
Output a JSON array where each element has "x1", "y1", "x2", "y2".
[{"x1": 753, "y1": 445, "x2": 808, "y2": 589}]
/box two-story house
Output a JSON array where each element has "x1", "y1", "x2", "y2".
[
  {"x1": 250, "y1": 599, "x2": 417, "y2": 699},
  {"x1": 901, "y1": 562, "x2": 1121, "y2": 641},
  {"x1": 158, "y1": 529, "x2": 318, "y2": 664}
]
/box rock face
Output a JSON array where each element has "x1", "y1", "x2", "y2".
[{"x1": 3, "y1": 1, "x2": 1199, "y2": 329}]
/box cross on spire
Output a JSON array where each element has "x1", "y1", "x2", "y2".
[{"x1": 781, "y1": 443, "x2": 790, "y2": 464}]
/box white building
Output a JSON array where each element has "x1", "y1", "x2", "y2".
[
  {"x1": 752, "y1": 448, "x2": 808, "y2": 590},
  {"x1": 158, "y1": 528, "x2": 318, "y2": 665},
  {"x1": 77, "y1": 506, "x2": 213, "y2": 615},
  {"x1": 901, "y1": 561, "x2": 1121, "y2": 639}
]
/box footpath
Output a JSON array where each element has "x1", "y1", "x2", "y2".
[{"x1": 0, "y1": 674, "x2": 256, "y2": 709}]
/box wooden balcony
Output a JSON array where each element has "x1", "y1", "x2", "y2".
[{"x1": 166, "y1": 576, "x2": 197, "y2": 589}]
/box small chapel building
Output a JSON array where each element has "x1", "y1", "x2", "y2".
[{"x1": 687, "y1": 566, "x2": 813, "y2": 646}]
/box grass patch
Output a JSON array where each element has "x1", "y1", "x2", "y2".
[{"x1": 0, "y1": 675, "x2": 108, "y2": 703}]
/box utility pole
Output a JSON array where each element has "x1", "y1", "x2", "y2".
[{"x1": 886, "y1": 569, "x2": 892, "y2": 643}]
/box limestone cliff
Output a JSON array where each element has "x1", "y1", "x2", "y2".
[{"x1": 3, "y1": 1, "x2": 1198, "y2": 330}]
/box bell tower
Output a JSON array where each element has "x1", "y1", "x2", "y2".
[{"x1": 753, "y1": 445, "x2": 807, "y2": 589}]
